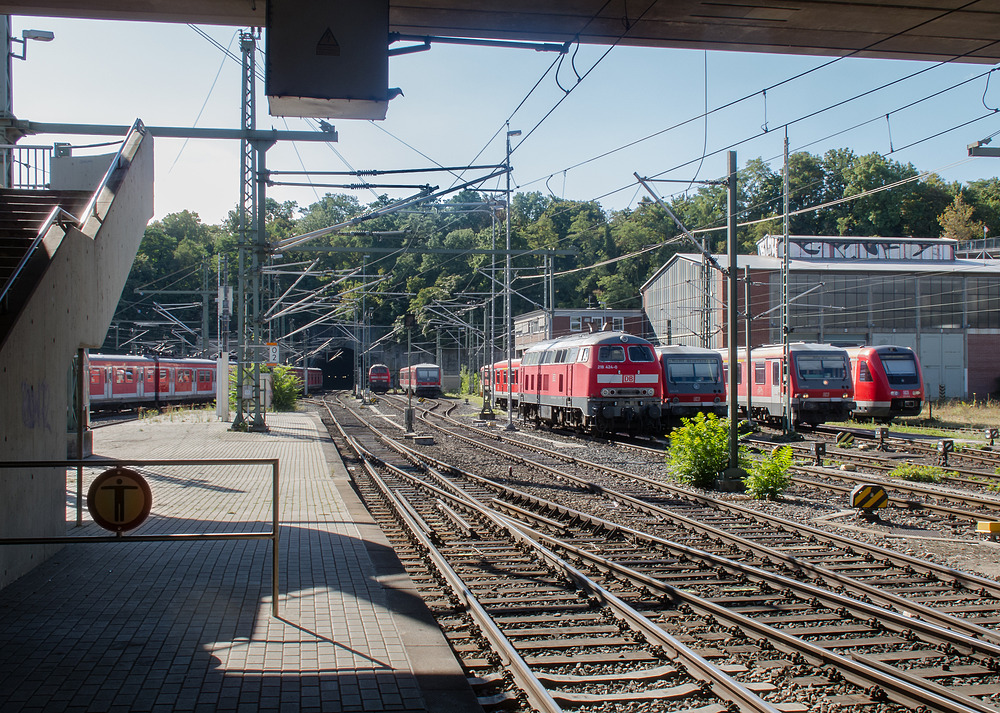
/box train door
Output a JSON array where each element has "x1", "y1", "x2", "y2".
[{"x1": 769, "y1": 360, "x2": 783, "y2": 417}]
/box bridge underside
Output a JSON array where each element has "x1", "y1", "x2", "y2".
[{"x1": 2, "y1": 0, "x2": 999, "y2": 64}]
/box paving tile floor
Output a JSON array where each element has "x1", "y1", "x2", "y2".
[{"x1": 0, "y1": 410, "x2": 481, "y2": 713}]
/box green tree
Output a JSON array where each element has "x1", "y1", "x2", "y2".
[{"x1": 939, "y1": 192, "x2": 986, "y2": 243}]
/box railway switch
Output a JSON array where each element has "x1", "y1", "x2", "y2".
[
  {"x1": 813, "y1": 442, "x2": 826, "y2": 465},
  {"x1": 937, "y1": 439, "x2": 954, "y2": 466},
  {"x1": 851, "y1": 483, "x2": 888, "y2": 511}
]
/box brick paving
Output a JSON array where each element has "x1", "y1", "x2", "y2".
[{"x1": 0, "y1": 410, "x2": 481, "y2": 713}]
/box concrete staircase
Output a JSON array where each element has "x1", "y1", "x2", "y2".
[{"x1": 0, "y1": 188, "x2": 91, "y2": 331}]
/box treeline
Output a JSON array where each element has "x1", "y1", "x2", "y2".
[{"x1": 110, "y1": 148, "x2": 1000, "y2": 351}]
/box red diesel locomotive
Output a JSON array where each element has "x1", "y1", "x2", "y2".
[
  {"x1": 368, "y1": 364, "x2": 391, "y2": 393},
  {"x1": 656, "y1": 345, "x2": 727, "y2": 421},
  {"x1": 514, "y1": 331, "x2": 662, "y2": 433},
  {"x1": 845, "y1": 345, "x2": 924, "y2": 421},
  {"x1": 724, "y1": 343, "x2": 854, "y2": 427}
]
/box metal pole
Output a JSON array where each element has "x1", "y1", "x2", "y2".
[
  {"x1": 272, "y1": 460, "x2": 280, "y2": 618},
  {"x1": 724, "y1": 151, "x2": 745, "y2": 481},
  {"x1": 1, "y1": 16, "x2": 13, "y2": 187},
  {"x1": 783, "y1": 131, "x2": 793, "y2": 434},
  {"x1": 76, "y1": 348, "x2": 85, "y2": 526},
  {"x1": 744, "y1": 265, "x2": 752, "y2": 426},
  {"x1": 505, "y1": 127, "x2": 520, "y2": 431}
]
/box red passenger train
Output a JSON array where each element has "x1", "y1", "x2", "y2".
[
  {"x1": 368, "y1": 364, "x2": 391, "y2": 393},
  {"x1": 493, "y1": 331, "x2": 661, "y2": 434},
  {"x1": 88, "y1": 353, "x2": 322, "y2": 409},
  {"x1": 723, "y1": 343, "x2": 854, "y2": 427},
  {"x1": 656, "y1": 345, "x2": 727, "y2": 421},
  {"x1": 89, "y1": 354, "x2": 217, "y2": 409},
  {"x1": 845, "y1": 345, "x2": 924, "y2": 422},
  {"x1": 399, "y1": 363, "x2": 442, "y2": 397}
]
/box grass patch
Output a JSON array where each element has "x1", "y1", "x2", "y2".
[{"x1": 888, "y1": 463, "x2": 953, "y2": 483}]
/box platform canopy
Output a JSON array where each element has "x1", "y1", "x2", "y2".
[{"x1": 2, "y1": 0, "x2": 999, "y2": 64}]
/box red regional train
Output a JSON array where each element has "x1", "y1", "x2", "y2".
[
  {"x1": 511, "y1": 331, "x2": 662, "y2": 434},
  {"x1": 656, "y1": 345, "x2": 727, "y2": 421},
  {"x1": 481, "y1": 359, "x2": 521, "y2": 412},
  {"x1": 845, "y1": 345, "x2": 924, "y2": 421},
  {"x1": 723, "y1": 343, "x2": 854, "y2": 427},
  {"x1": 399, "y1": 363, "x2": 442, "y2": 397},
  {"x1": 88, "y1": 354, "x2": 217, "y2": 409},
  {"x1": 368, "y1": 364, "x2": 391, "y2": 393},
  {"x1": 88, "y1": 353, "x2": 322, "y2": 409}
]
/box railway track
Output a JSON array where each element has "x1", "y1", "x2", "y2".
[{"x1": 321, "y1": 394, "x2": 1000, "y2": 713}]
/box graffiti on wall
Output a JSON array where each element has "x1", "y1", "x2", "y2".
[{"x1": 21, "y1": 380, "x2": 52, "y2": 432}]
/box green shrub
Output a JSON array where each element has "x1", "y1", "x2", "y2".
[
  {"x1": 666, "y1": 412, "x2": 737, "y2": 488},
  {"x1": 743, "y1": 446, "x2": 793, "y2": 500},
  {"x1": 888, "y1": 463, "x2": 948, "y2": 483},
  {"x1": 270, "y1": 364, "x2": 303, "y2": 411}
]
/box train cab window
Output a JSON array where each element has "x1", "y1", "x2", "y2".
[
  {"x1": 627, "y1": 345, "x2": 654, "y2": 362},
  {"x1": 668, "y1": 359, "x2": 720, "y2": 383},
  {"x1": 577, "y1": 348, "x2": 590, "y2": 363},
  {"x1": 796, "y1": 356, "x2": 848, "y2": 381},
  {"x1": 857, "y1": 361, "x2": 873, "y2": 382},
  {"x1": 881, "y1": 355, "x2": 919, "y2": 385},
  {"x1": 754, "y1": 362, "x2": 766, "y2": 385},
  {"x1": 772, "y1": 362, "x2": 780, "y2": 385},
  {"x1": 598, "y1": 345, "x2": 625, "y2": 362}
]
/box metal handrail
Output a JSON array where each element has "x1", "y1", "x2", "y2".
[
  {"x1": 0, "y1": 457, "x2": 282, "y2": 617},
  {"x1": 79, "y1": 118, "x2": 146, "y2": 226}
]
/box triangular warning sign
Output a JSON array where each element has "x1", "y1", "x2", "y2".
[{"x1": 317, "y1": 28, "x2": 340, "y2": 56}]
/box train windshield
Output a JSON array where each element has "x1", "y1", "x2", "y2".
[
  {"x1": 667, "y1": 359, "x2": 721, "y2": 384},
  {"x1": 598, "y1": 345, "x2": 626, "y2": 362},
  {"x1": 881, "y1": 355, "x2": 919, "y2": 385},
  {"x1": 416, "y1": 368, "x2": 439, "y2": 381},
  {"x1": 627, "y1": 345, "x2": 655, "y2": 362},
  {"x1": 795, "y1": 355, "x2": 848, "y2": 381}
]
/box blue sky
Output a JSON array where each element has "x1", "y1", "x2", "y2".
[{"x1": 10, "y1": 15, "x2": 1000, "y2": 226}]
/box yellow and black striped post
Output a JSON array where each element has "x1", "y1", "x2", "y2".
[
  {"x1": 837, "y1": 431, "x2": 854, "y2": 448},
  {"x1": 851, "y1": 483, "x2": 888, "y2": 510}
]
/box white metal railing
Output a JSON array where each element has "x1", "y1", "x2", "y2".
[{"x1": 1, "y1": 143, "x2": 52, "y2": 188}]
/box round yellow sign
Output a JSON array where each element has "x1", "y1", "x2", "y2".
[{"x1": 87, "y1": 466, "x2": 152, "y2": 532}]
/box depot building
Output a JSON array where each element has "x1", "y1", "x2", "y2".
[{"x1": 640, "y1": 235, "x2": 1000, "y2": 400}]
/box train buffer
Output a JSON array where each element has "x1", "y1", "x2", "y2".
[
  {"x1": 977, "y1": 521, "x2": 1000, "y2": 542},
  {"x1": 851, "y1": 483, "x2": 888, "y2": 511}
]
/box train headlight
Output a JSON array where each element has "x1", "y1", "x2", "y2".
[
  {"x1": 890, "y1": 390, "x2": 899, "y2": 396},
  {"x1": 713, "y1": 396, "x2": 720, "y2": 403},
  {"x1": 671, "y1": 397, "x2": 679, "y2": 404},
  {"x1": 843, "y1": 393, "x2": 850, "y2": 398},
  {"x1": 798, "y1": 393, "x2": 807, "y2": 399},
  {"x1": 601, "y1": 388, "x2": 610, "y2": 397}
]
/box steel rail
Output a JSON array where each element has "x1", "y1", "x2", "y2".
[
  {"x1": 452, "y1": 407, "x2": 1000, "y2": 597},
  {"x1": 339, "y1": 398, "x2": 993, "y2": 713},
  {"x1": 408, "y1": 406, "x2": 1000, "y2": 628},
  {"x1": 332, "y1": 406, "x2": 779, "y2": 713}
]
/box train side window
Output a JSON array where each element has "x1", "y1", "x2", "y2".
[
  {"x1": 566, "y1": 348, "x2": 579, "y2": 363},
  {"x1": 90, "y1": 368, "x2": 101, "y2": 384},
  {"x1": 772, "y1": 361, "x2": 780, "y2": 385},
  {"x1": 577, "y1": 348, "x2": 590, "y2": 363},
  {"x1": 543, "y1": 374, "x2": 549, "y2": 390},
  {"x1": 115, "y1": 368, "x2": 124, "y2": 384},
  {"x1": 858, "y1": 361, "x2": 873, "y2": 382},
  {"x1": 754, "y1": 362, "x2": 766, "y2": 385},
  {"x1": 598, "y1": 345, "x2": 625, "y2": 362},
  {"x1": 558, "y1": 374, "x2": 564, "y2": 392}
]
